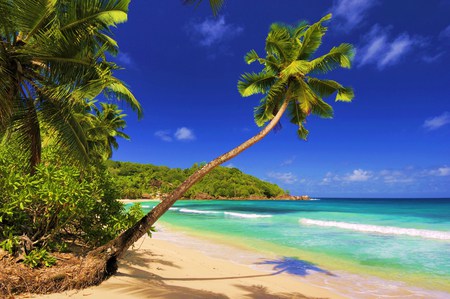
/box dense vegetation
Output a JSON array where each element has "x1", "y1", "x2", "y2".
[
  {"x1": 0, "y1": 142, "x2": 146, "y2": 267},
  {"x1": 0, "y1": 0, "x2": 145, "y2": 276},
  {"x1": 107, "y1": 161, "x2": 286, "y2": 199}
]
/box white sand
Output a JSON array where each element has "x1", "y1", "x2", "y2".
[{"x1": 33, "y1": 233, "x2": 345, "y2": 299}]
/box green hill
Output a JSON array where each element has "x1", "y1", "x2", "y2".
[{"x1": 106, "y1": 161, "x2": 287, "y2": 199}]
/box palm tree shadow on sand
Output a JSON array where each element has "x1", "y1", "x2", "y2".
[{"x1": 256, "y1": 257, "x2": 336, "y2": 277}]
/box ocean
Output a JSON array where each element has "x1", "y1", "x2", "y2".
[{"x1": 135, "y1": 198, "x2": 450, "y2": 298}]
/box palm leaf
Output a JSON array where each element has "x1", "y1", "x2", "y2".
[
  {"x1": 297, "y1": 13, "x2": 331, "y2": 60},
  {"x1": 308, "y1": 78, "x2": 354, "y2": 102},
  {"x1": 280, "y1": 60, "x2": 310, "y2": 78},
  {"x1": 238, "y1": 72, "x2": 277, "y2": 97},
  {"x1": 309, "y1": 43, "x2": 355, "y2": 74}
]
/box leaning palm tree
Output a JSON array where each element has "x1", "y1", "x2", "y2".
[
  {"x1": 0, "y1": 0, "x2": 141, "y2": 173},
  {"x1": 89, "y1": 13, "x2": 355, "y2": 274}
]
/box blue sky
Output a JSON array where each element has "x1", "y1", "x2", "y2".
[{"x1": 109, "y1": 0, "x2": 450, "y2": 198}]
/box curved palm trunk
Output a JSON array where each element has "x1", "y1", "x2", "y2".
[{"x1": 90, "y1": 100, "x2": 289, "y2": 265}]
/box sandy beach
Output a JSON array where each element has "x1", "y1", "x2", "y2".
[
  {"x1": 118, "y1": 199, "x2": 161, "y2": 204},
  {"x1": 32, "y1": 231, "x2": 344, "y2": 299}
]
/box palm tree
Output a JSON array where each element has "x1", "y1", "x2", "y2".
[
  {"x1": 87, "y1": 102, "x2": 130, "y2": 160},
  {"x1": 89, "y1": 14, "x2": 355, "y2": 273},
  {"x1": 0, "y1": 0, "x2": 141, "y2": 173}
]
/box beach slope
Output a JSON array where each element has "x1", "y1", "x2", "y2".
[{"x1": 35, "y1": 236, "x2": 343, "y2": 299}]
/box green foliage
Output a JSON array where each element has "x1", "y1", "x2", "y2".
[
  {"x1": 106, "y1": 161, "x2": 285, "y2": 199},
  {"x1": 0, "y1": 233, "x2": 20, "y2": 255},
  {"x1": 0, "y1": 143, "x2": 144, "y2": 256},
  {"x1": 0, "y1": 0, "x2": 141, "y2": 171},
  {"x1": 237, "y1": 15, "x2": 355, "y2": 140},
  {"x1": 23, "y1": 248, "x2": 57, "y2": 269},
  {"x1": 124, "y1": 203, "x2": 155, "y2": 237}
]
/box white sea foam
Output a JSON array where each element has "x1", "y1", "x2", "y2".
[
  {"x1": 299, "y1": 218, "x2": 450, "y2": 240},
  {"x1": 224, "y1": 212, "x2": 273, "y2": 219},
  {"x1": 141, "y1": 205, "x2": 151, "y2": 208},
  {"x1": 309, "y1": 198, "x2": 320, "y2": 201},
  {"x1": 169, "y1": 207, "x2": 179, "y2": 211},
  {"x1": 179, "y1": 208, "x2": 220, "y2": 215}
]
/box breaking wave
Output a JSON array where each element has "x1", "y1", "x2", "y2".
[
  {"x1": 179, "y1": 208, "x2": 220, "y2": 215},
  {"x1": 224, "y1": 212, "x2": 273, "y2": 219},
  {"x1": 299, "y1": 218, "x2": 450, "y2": 240}
]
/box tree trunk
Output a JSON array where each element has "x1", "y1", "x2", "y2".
[
  {"x1": 89, "y1": 99, "x2": 290, "y2": 270},
  {"x1": 26, "y1": 99, "x2": 41, "y2": 175}
]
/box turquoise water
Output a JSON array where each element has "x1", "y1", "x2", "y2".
[{"x1": 136, "y1": 198, "x2": 450, "y2": 293}]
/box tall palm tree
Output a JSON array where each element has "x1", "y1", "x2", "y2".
[
  {"x1": 0, "y1": 0, "x2": 141, "y2": 173},
  {"x1": 90, "y1": 14, "x2": 355, "y2": 270}
]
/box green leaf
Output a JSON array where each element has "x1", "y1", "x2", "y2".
[
  {"x1": 238, "y1": 72, "x2": 276, "y2": 97},
  {"x1": 336, "y1": 87, "x2": 355, "y2": 102},
  {"x1": 297, "y1": 124, "x2": 309, "y2": 140},
  {"x1": 244, "y1": 49, "x2": 260, "y2": 64},
  {"x1": 297, "y1": 13, "x2": 331, "y2": 60},
  {"x1": 280, "y1": 60, "x2": 310, "y2": 77}
]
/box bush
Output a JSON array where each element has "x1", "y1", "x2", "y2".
[
  {"x1": 23, "y1": 249, "x2": 57, "y2": 268},
  {"x1": 0, "y1": 144, "x2": 144, "y2": 257}
]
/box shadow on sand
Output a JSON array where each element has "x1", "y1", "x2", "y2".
[
  {"x1": 256, "y1": 257, "x2": 336, "y2": 277},
  {"x1": 103, "y1": 250, "x2": 324, "y2": 299}
]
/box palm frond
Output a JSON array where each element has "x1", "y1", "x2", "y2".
[
  {"x1": 244, "y1": 49, "x2": 260, "y2": 64},
  {"x1": 39, "y1": 98, "x2": 90, "y2": 166},
  {"x1": 297, "y1": 13, "x2": 331, "y2": 60},
  {"x1": 297, "y1": 123, "x2": 309, "y2": 140},
  {"x1": 280, "y1": 60, "x2": 310, "y2": 78},
  {"x1": 308, "y1": 78, "x2": 354, "y2": 102},
  {"x1": 59, "y1": 0, "x2": 130, "y2": 31},
  {"x1": 309, "y1": 43, "x2": 355, "y2": 74},
  {"x1": 183, "y1": 0, "x2": 225, "y2": 17},
  {"x1": 265, "y1": 24, "x2": 293, "y2": 62},
  {"x1": 238, "y1": 72, "x2": 277, "y2": 97},
  {"x1": 336, "y1": 87, "x2": 355, "y2": 102},
  {"x1": 104, "y1": 79, "x2": 143, "y2": 119}
]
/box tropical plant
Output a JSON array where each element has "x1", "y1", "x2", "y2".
[
  {"x1": 89, "y1": 14, "x2": 355, "y2": 273},
  {"x1": 184, "y1": 0, "x2": 225, "y2": 16},
  {"x1": 86, "y1": 102, "x2": 130, "y2": 160},
  {"x1": 0, "y1": 0, "x2": 141, "y2": 173},
  {"x1": 0, "y1": 143, "x2": 145, "y2": 252}
]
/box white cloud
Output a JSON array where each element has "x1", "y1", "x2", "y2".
[
  {"x1": 154, "y1": 130, "x2": 173, "y2": 142},
  {"x1": 281, "y1": 156, "x2": 296, "y2": 166},
  {"x1": 379, "y1": 170, "x2": 414, "y2": 184},
  {"x1": 189, "y1": 16, "x2": 243, "y2": 47},
  {"x1": 267, "y1": 172, "x2": 298, "y2": 184},
  {"x1": 332, "y1": 0, "x2": 378, "y2": 30},
  {"x1": 116, "y1": 52, "x2": 134, "y2": 67},
  {"x1": 175, "y1": 127, "x2": 196, "y2": 141},
  {"x1": 423, "y1": 112, "x2": 450, "y2": 130},
  {"x1": 225, "y1": 163, "x2": 236, "y2": 168},
  {"x1": 357, "y1": 25, "x2": 423, "y2": 69},
  {"x1": 155, "y1": 127, "x2": 196, "y2": 142},
  {"x1": 429, "y1": 166, "x2": 450, "y2": 177},
  {"x1": 439, "y1": 25, "x2": 450, "y2": 40},
  {"x1": 344, "y1": 169, "x2": 372, "y2": 182}
]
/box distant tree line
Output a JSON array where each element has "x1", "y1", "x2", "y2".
[{"x1": 106, "y1": 161, "x2": 286, "y2": 199}]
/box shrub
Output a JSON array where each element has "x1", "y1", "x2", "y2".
[{"x1": 0, "y1": 144, "x2": 145, "y2": 257}]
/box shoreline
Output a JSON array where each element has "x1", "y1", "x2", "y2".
[
  {"x1": 34, "y1": 226, "x2": 345, "y2": 299},
  {"x1": 32, "y1": 223, "x2": 450, "y2": 299},
  {"x1": 118, "y1": 196, "x2": 312, "y2": 204}
]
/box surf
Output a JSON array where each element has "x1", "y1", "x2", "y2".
[
  {"x1": 224, "y1": 212, "x2": 273, "y2": 218},
  {"x1": 299, "y1": 218, "x2": 450, "y2": 240}
]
